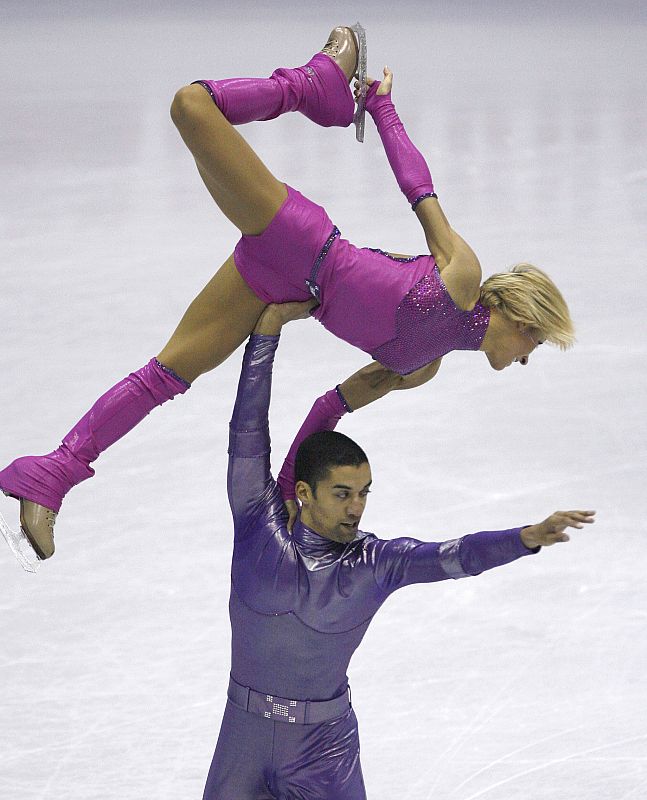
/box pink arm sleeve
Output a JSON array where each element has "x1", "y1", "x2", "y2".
[
  {"x1": 277, "y1": 387, "x2": 352, "y2": 502},
  {"x1": 365, "y1": 82, "x2": 436, "y2": 208}
]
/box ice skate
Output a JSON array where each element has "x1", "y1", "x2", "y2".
[
  {"x1": 0, "y1": 495, "x2": 51, "y2": 572},
  {"x1": 321, "y1": 23, "x2": 367, "y2": 141},
  {"x1": 194, "y1": 23, "x2": 366, "y2": 132},
  {"x1": 0, "y1": 357, "x2": 190, "y2": 568}
]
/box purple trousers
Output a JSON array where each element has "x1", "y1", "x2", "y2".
[{"x1": 203, "y1": 700, "x2": 366, "y2": 799}]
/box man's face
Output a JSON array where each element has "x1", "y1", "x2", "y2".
[{"x1": 297, "y1": 462, "x2": 372, "y2": 543}]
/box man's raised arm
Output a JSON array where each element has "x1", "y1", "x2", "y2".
[{"x1": 227, "y1": 301, "x2": 315, "y2": 534}]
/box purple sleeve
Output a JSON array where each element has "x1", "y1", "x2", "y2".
[
  {"x1": 227, "y1": 334, "x2": 280, "y2": 528},
  {"x1": 374, "y1": 528, "x2": 538, "y2": 593},
  {"x1": 365, "y1": 82, "x2": 435, "y2": 209},
  {"x1": 277, "y1": 386, "x2": 352, "y2": 502}
]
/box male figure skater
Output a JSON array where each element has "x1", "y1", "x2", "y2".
[{"x1": 208, "y1": 300, "x2": 594, "y2": 799}]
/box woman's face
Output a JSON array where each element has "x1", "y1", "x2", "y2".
[{"x1": 486, "y1": 325, "x2": 543, "y2": 370}]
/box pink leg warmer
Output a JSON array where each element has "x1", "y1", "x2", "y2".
[
  {"x1": 277, "y1": 386, "x2": 351, "y2": 503},
  {"x1": 195, "y1": 53, "x2": 354, "y2": 128},
  {"x1": 0, "y1": 359, "x2": 190, "y2": 513}
]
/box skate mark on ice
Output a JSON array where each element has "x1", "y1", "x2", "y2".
[
  {"x1": 448, "y1": 725, "x2": 584, "y2": 794},
  {"x1": 618, "y1": 774, "x2": 647, "y2": 800},
  {"x1": 421, "y1": 676, "x2": 521, "y2": 797},
  {"x1": 457, "y1": 734, "x2": 647, "y2": 800}
]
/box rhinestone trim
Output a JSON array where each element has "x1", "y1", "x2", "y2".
[
  {"x1": 367, "y1": 248, "x2": 423, "y2": 264},
  {"x1": 411, "y1": 192, "x2": 438, "y2": 211},
  {"x1": 305, "y1": 226, "x2": 341, "y2": 301}
]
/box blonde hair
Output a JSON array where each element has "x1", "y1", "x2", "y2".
[{"x1": 480, "y1": 263, "x2": 575, "y2": 350}]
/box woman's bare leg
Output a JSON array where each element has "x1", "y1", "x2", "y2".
[
  {"x1": 169, "y1": 25, "x2": 360, "y2": 236},
  {"x1": 0, "y1": 30, "x2": 362, "y2": 560},
  {"x1": 157, "y1": 253, "x2": 266, "y2": 383},
  {"x1": 171, "y1": 84, "x2": 288, "y2": 236}
]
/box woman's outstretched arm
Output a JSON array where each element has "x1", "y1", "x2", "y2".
[{"x1": 363, "y1": 69, "x2": 482, "y2": 309}]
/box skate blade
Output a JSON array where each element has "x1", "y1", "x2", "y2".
[
  {"x1": 351, "y1": 21, "x2": 367, "y2": 143},
  {"x1": 0, "y1": 509, "x2": 40, "y2": 573}
]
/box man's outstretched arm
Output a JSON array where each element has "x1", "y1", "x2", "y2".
[
  {"x1": 373, "y1": 510, "x2": 596, "y2": 593},
  {"x1": 227, "y1": 301, "x2": 315, "y2": 535}
]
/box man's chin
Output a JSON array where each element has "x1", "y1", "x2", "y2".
[{"x1": 338, "y1": 523, "x2": 359, "y2": 539}]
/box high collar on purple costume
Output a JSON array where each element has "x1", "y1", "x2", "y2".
[{"x1": 290, "y1": 517, "x2": 351, "y2": 568}]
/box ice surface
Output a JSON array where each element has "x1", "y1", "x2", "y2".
[{"x1": 1, "y1": 2, "x2": 646, "y2": 798}]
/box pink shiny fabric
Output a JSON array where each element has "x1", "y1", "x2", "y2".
[
  {"x1": 196, "y1": 52, "x2": 354, "y2": 128},
  {"x1": 365, "y1": 82, "x2": 435, "y2": 205},
  {"x1": 0, "y1": 359, "x2": 189, "y2": 512},
  {"x1": 234, "y1": 186, "x2": 489, "y2": 374},
  {"x1": 277, "y1": 387, "x2": 350, "y2": 502}
]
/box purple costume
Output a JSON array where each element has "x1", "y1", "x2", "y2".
[{"x1": 205, "y1": 333, "x2": 536, "y2": 798}]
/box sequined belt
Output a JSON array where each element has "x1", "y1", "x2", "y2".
[
  {"x1": 227, "y1": 676, "x2": 351, "y2": 725},
  {"x1": 305, "y1": 226, "x2": 341, "y2": 302}
]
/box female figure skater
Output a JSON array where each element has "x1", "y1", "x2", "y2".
[{"x1": 0, "y1": 25, "x2": 574, "y2": 563}]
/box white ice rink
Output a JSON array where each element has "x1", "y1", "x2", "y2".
[{"x1": 1, "y1": 1, "x2": 646, "y2": 798}]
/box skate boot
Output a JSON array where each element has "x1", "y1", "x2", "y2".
[
  {"x1": 193, "y1": 22, "x2": 366, "y2": 133},
  {"x1": 0, "y1": 451, "x2": 87, "y2": 562},
  {"x1": 322, "y1": 23, "x2": 367, "y2": 141},
  {"x1": 0, "y1": 493, "x2": 56, "y2": 569},
  {"x1": 20, "y1": 499, "x2": 56, "y2": 559},
  {"x1": 0, "y1": 499, "x2": 51, "y2": 572},
  {"x1": 0, "y1": 357, "x2": 190, "y2": 568}
]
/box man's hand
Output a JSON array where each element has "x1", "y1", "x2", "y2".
[
  {"x1": 254, "y1": 300, "x2": 318, "y2": 336},
  {"x1": 520, "y1": 510, "x2": 595, "y2": 549}
]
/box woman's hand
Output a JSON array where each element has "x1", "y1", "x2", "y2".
[
  {"x1": 285, "y1": 499, "x2": 299, "y2": 533},
  {"x1": 354, "y1": 66, "x2": 393, "y2": 101},
  {"x1": 253, "y1": 300, "x2": 318, "y2": 336}
]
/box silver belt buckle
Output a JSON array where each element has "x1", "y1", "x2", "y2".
[{"x1": 263, "y1": 694, "x2": 300, "y2": 724}]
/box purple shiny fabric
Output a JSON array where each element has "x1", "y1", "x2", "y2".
[
  {"x1": 210, "y1": 334, "x2": 535, "y2": 796},
  {"x1": 228, "y1": 334, "x2": 533, "y2": 699},
  {"x1": 204, "y1": 700, "x2": 365, "y2": 799}
]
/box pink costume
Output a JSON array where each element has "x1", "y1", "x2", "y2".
[
  {"x1": 0, "y1": 48, "x2": 489, "y2": 531},
  {"x1": 233, "y1": 186, "x2": 489, "y2": 375},
  {"x1": 227, "y1": 78, "x2": 490, "y2": 375}
]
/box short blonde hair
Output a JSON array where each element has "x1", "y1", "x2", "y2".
[{"x1": 480, "y1": 263, "x2": 575, "y2": 350}]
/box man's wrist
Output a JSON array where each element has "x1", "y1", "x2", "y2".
[{"x1": 520, "y1": 525, "x2": 539, "y2": 550}]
